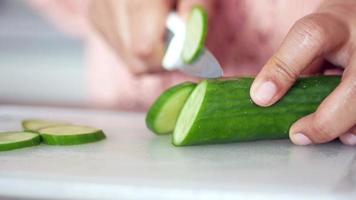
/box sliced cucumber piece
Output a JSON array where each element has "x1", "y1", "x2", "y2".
[
  {"x1": 39, "y1": 125, "x2": 106, "y2": 145},
  {"x1": 182, "y1": 5, "x2": 208, "y2": 64},
  {"x1": 22, "y1": 119, "x2": 68, "y2": 132},
  {"x1": 146, "y1": 82, "x2": 196, "y2": 135},
  {"x1": 0, "y1": 132, "x2": 41, "y2": 151}
]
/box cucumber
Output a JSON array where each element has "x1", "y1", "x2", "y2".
[
  {"x1": 22, "y1": 119, "x2": 68, "y2": 132},
  {"x1": 146, "y1": 82, "x2": 196, "y2": 135},
  {"x1": 173, "y1": 76, "x2": 341, "y2": 146},
  {"x1": 0, "y1": 132, "x2": 41, "y2": 151},
  {"x1": 182, "y1": 5, "x2": 208, "y2": 64},
  {"x1": 39, "y1": 125, "x2": 106, "y2": 145}
]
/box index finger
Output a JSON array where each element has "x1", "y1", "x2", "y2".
[{"x1": 250, "y1": 13, "x2": 348, "y2": 106}]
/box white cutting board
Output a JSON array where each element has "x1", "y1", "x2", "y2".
[{"x1": 0, "y1": 105, "x2": 354, "y2": 200}]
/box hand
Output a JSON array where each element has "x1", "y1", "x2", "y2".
[
  {"x1": 89, "y1": 0, "x2": 174, "y2": 74},
  {"x1": 250, "y1": 0, "x2": 356, "y2": 146},
  {"x1": 89, "y1": 0, "x2": 214, "y2": 75}
]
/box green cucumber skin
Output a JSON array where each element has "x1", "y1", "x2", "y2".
[
  {"x1": 40, "y1": 130, "x2": 106, "y2": 145},
  {"x1": 174, "y1": 76, "x2": 341, "y2": 146},
  {"x1": 0, "y1": 133, "x2": 41, "y2": 151},
  {"x1": 146, "y1": 82, "x2": 196, "y2": 135}
]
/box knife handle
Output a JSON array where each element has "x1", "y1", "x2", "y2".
[{"x1": 162, "y1": 12, "x2": 186, "y2": 70}]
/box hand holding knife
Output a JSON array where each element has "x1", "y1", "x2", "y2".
[{"x1": 162, "y1": 7, "x2": 223, "y2": 79}]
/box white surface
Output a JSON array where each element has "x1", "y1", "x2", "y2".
[{"x1": 0, "y1": 105, "x2": 355, "y2": 200}]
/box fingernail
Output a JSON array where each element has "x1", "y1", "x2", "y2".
[
  {"x1": 340, "y1": 133, "x2": 356, "y2": 146},
  {"x1": 291, "y1": 133, "x2": 312, "y2": 145},
  {"x1": 253, "y1": 81, "x2": 277, "y2": 105}
]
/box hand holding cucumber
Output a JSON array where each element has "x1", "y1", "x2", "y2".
[
  {"x1": 146, "y1": 1, "x2": 356, "y2": 146},
  {"x1": 251, "y1": 0, "x2": 356, "y2": 146},
  {"x1": 146, "y1": 76, "x2": 341, "y2": 146}
]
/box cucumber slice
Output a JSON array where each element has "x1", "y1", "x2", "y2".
[
  {"x1": 173, "y1": 76, "x2": 341, "y2": 146},
  {"x1": 39, "y1": 125, "x2": 106, "y2": 145},
  {"x1": 146, "y1": 82, "x2": 196, "y2": 135},
  {"x1": 22, "y1": 119, "x2": 68, "y2": 132},
  {"x1": 0, "y1": 132, "x2": 41, "y2": 151},
  {"x1": 182, "y1": 6, "x2": 208, "y2": 64}
]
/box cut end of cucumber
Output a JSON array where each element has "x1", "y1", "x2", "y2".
[
  {"x1": 0, "y1": 132, "x2": 41, "y2": 151},
  {"x1": 22, "y1": 119, "x2": 68, "y2": 132},
  {"x1": 146, "y1": 82, "x2": 196, "y2": 135},
  {"x1": 39, "y1": 125, "x2": 106, "y2": 145},
  {"x1": 182, "y1": 5, "x2": 208, "y2": 64},
  {"x1": 173, "y1": 81, "x2": 207, "y2": 145},
  {"x1": 153, "y1": 87, "x2": 195, "y2": 134}
]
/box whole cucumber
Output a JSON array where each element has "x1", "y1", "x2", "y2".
[{"x1": 173, "y1": 76, "x2": 341, "y2": 146}]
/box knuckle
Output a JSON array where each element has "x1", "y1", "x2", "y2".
[
  {"x1": 342, "y1": 69, "x2": 356, "y2": 98},
  {"x1": 310, "y1": 113, "x2": 336, "y2": 142},
  {"x1": 349, "y1": 79, "x2": 356, "y2": 98},
  {"x1": 131, "y1": 40, "x2": 164, "y2": 69},
  {"x1": 127, "y1": 63, "x2": 148, "y2": 75},
  {"x1": 294, "y1": 14, "x2": 328, "y2": 50},
  {"x1": 132, "y1": 43, "x2": 156, "y2": 60},
  {"x1": 350, "y1": 126, "x2": 356, "y2": 134},
  {"x1": 270, "y1": 55, "x2": 299, "y2": 83}
]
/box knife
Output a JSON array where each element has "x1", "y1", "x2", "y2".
[{"x1": 162, "y1": 12, "x2": 223, "y2": 79}]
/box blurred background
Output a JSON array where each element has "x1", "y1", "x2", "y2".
[{"x1": 0, "y1": 0, "x2": 86, "y2": 107}]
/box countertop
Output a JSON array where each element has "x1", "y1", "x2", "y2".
[{"x1": 0, "y1": 105, "x2": 355, "y2": 200}]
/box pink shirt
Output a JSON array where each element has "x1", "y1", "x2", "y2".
[{"x1": 30, "y1": 0, "x2": 322, "y2": 111}]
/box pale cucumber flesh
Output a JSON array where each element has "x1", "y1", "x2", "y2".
[
  {"x1": 39, "y1": 125, "x2": 106, "y2": 145},
  {"x1": 182, "y1": 6, "x2": 208, "y2": 63},
  {"x1": 146, "y1": 82, "x2": 196, "y2": 135},
  {"x1": 174, "y1": 81, "x2": 206, "y2": 144},
  {"x1": 22, "y1": 119, "x2": 68, "y2": 132},
  {"x1": 154, "y1": 88, "x2": 196, "y2": 134}
]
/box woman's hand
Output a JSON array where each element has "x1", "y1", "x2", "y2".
[
  {"x1": 89, "y1": 0, "x2": 174, "y2": 74},
  {"x1": 89, "y1": 0, "x2": 213, "y2": 75},
  {"x1": 250, "y1": 0, "x2": 356, "y2": 146}
]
